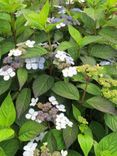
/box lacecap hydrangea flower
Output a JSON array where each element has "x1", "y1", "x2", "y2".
[
  {"x1": 25, "y1": 40, "x2": 35, "y2": 48},
  {"x1": 25, "y1": 57, "x2": 45, "y2": 70},
  {"x1": 0, "y1": 66, "x2": 15, "y2": 81},
  {"x1": 62, "y1": 66, "x2": 77, "y2": 77},
  {"x1": 23, "y1": 141, "x2": 37, "y2": 156},
  {"x1": 8, "y1": 49, "x2": 22, "y2": 57}
]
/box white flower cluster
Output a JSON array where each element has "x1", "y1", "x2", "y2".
[
  {"x1": 25, "y1": 57, "x2": 45, "y2": 70},
  {"x1": 61, "y1": 150, "x2": 68, "y2": 156},
  {"x1": 23, "y1": 141, "x2": 37, "y2": 156},
  {"x1": 25, "y1": 108, "x2": 38, "y2": 121},
  {"x1": 54, "y1": 51, "x2": 77, "y2": 78},
  {"x1": 56, "y1": 22, "x2": 66, "y2": 29},
  {"x1": 25, "y1": 96, "x2": 72, "y2": 130},
  {"x1": 55, "y1": 113, "x2": 73, "y2": 130},
  {"x1": 62, "y1": 66, "x2": 77, "y2": 77},
  {"x1": 55, "y1": 50, "x2": 74, "y2": 65},
  {"x1": 66, "y1": 0, "x2": 74, "y2": 5},
  {"x1": 25, "y1": 40, "x2": 35, "y2": 48},
  {"x1": 0, "y1": 66, "x2": 15, "y2": 81},
  {"x1": 49, "y1": 96, "x2": 66, "y2": 112},
  {"x1": 30, "y1": 97, "x2": 39, "y2": 106},
  {"x1": 8, "y1": 49, "x2": 22, "y2": 57},
  {"x1": 49, "y1": 96, "x2": 73, "y2": 130}
]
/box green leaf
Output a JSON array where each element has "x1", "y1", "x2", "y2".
[
  {"x1": 57, "y1": 41, "x2": 73, "y2": 51},
  {"x1": 38, "y1": 0, "x2": 49, "y2": 26},
  {"x1": 68, "y1": 25, "x2": 82, "y2": 45},
  {"x1": 78, "y1": 134, "x2": 93, "y2": 156},
  {"x1": 89, "y1": 44, "x2": 116, "y2": 59},
  {"x1": 0, "y1": 13, "x2": 11, "y2": 22},
  {"x1": 0, "y1": 94, "x2": 16, "y2": 127},
  {"x1": 80, "y1": 56, "x2": 96, "y2": 65},
  {"x1": 0, "y1": 128, "x2": 14, "y2": 142},
  {"x1": 21, "y1": 45, "x2": 47, "y2": 58},
  {"x1": 0, "y1": 78, "x2": 11, "y2": 95},
  {"x1": 45, "y1": 129, "x2": 65, "y2": 152},
  {"x1": 0, "y1": 41, "x2": 15, "y2": 57},
  {"x1": 0, "y1": 20, "x2": 11, "y2": 35},
  {"x1": 0, "y1": 139, "x2": 19, "y2": 156},
  {"x1": 78, "y1": 83, "x2": 101, "y2": 95},
  {"x1": 104, "y1": 114, "x2": 117, "y2": 132},
  {"x1": 19, "y1": 121, "x2": 46, "y2": 141},
  {"x1": 87, "y1": 96, "x2": 117, "y2": 115},
  {"x1": 17, "y1": 68, "x2": 28, "y2": 90},
  {"x1": 80, "y1": 36, "x2": 102, "y2": 47},
  {"x1": 68, "y1": 150, "x2": 81, "y2": 156},
  {"x1": 33, "y1": 74, "x2": 54, "y2": 97},
  {"x1": 16, "y1": 88, "x2": 31, "y2": 119},
  {"x1": 72, "y1": 105, "x2": 81, "y2": 121},
  {"x1": 89, "y1": 121, "x2": 105, "y2": 141},
  {"x1": 99, "y1": 27, "x2": 117, "y2": 44},
  {"x1": 95, "y1": 132, "x2": 117, "y2": 156},
  {"x1": 0, "y1": 147, "x2": 6, "y2": 156},
  {"x1": 63, "y1": 123, "x2": 78, "y2": 148},
  {"x1": 23, "y1": 10, "x2": 44, "y2": 30},
  {"x1": 52, "y1": 81, "x2": 80, "y2": 100}
]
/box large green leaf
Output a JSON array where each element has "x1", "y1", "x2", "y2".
[
  {"x1": 44, "y1": 129, "x2": 65, "y2": 152},
  {"x1": 0, "y1": 139, "x2": 19, "y2": 156},
  {"x1": 21, "y1": 45, "x2": 47, "y2": 58},
  {"x1": 0, "y1": 147, "x2": 6, "y2": 156},
  {"x1": 38, "y1": 0, "x2": 49, "y2": 26},
  {"x1": 17, "y1": 68, "x2": 28, "y2": 90},
  {"x1": 78, "y1": 134, "x2": 93, "y2": 156},
  {"x1": 57, "y1": 41, "x2": 73, "y2": 51},
  {"x1": 16, "y1": 88, "x2": 31, "y2": 119},
  {"x1": 87, "y1": 96, "x2": 117, "y2": 115},
  {"x1": 68, "y1": 25, "x2": 82, "y2": 45},
  {"x1": 52, "y1": 81, "x2": 80, "y2": 100},
  {"x1": 0, "y1": 128, "x2": 14, "y2": 142},
  {"x1": 80, "y1": 36, "x2": 102, "y2": 47},
  {"x1": 99, "y1": 27, "x2": 117, "y2": 44},
  {"x1": 0, "y1": 94, "x2": 16, "y2": 127},
  {"x1": 78, "y1": 83, "x2": 101, "y2": 95},
  {"x1": 89, "y1": 44, "x2": 116, "y2": 59},
  {"x1": 19, "y1": 121, "x2": 46, "y2": 141},
  {"x1": 63, "y1": 123, "x2": 78, "y2": 148},
  {"x1": 0, "y1": 78, "x2": 11, "y2": 96},
  {"x1": 33, "y1": 74, "x2": 54, "y2": 97},
  {"x1": 95, "y1": 132, "x2": 117, "y2": 156},
  {"x1": 104, "y1": 114, "x2": 117, "y2": 132}
]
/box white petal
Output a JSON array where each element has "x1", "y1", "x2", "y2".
[
  {"x1": 4, "y1": 75, "x2": 10, "y2": 81},
  {"x1": 25, "y1": 114, "x2": 31, "y2": 119}
]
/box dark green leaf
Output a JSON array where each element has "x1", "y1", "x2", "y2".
[
  {"x1": 104, "y1": 114, "x2": 117, "y2": 132},
  {"x1": 33, "y1": 74, "x2": 54, "y2": 97},
  {"x1": 16, "y1": 88, "x2": 31, "y2": 119},
  {"x1": 52, "y1": 81, "x2": 80, "y2": 100},
  {"x1": 63, "y1": 123, "x2": 78, "y2": 148},
  {"x1": 87, "y1": 96, "x2": 117, "y2": 115},
  {"x1": 0, "y1": 94, "x2": 16, "y2": 127},
  {"x1": 19, "y1": 121, "x2": 46, "y2": 141}
]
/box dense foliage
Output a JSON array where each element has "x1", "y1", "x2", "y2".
[{"x1": 0, "y1": 0, "x2": 117, "y2": 155}]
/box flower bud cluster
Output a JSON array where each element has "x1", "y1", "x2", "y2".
[
  {"x1": 77, "y1": 64, "x2": 104, "y2": 78},
  {"x1": 102, "y1": 88, "x2": 117, "y2": 104},
  {"x1": 25, "y1": 96, "x2": 73, "y2": 130},
  {"x1": 98, "y1": 77, "x2": 117, "y2": 88}
]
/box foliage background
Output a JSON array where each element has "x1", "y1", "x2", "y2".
[{"x1": 0, "y1": 0, "x2": 117, "y2": 156}]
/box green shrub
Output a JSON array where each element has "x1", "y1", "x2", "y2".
[{"x1": 0, "y1": 0, "x2": 117, "y2": 155}]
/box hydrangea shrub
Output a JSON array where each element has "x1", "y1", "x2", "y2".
[{"x1": 0, "y1": 0, "x2": 117, "y2": 156}]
